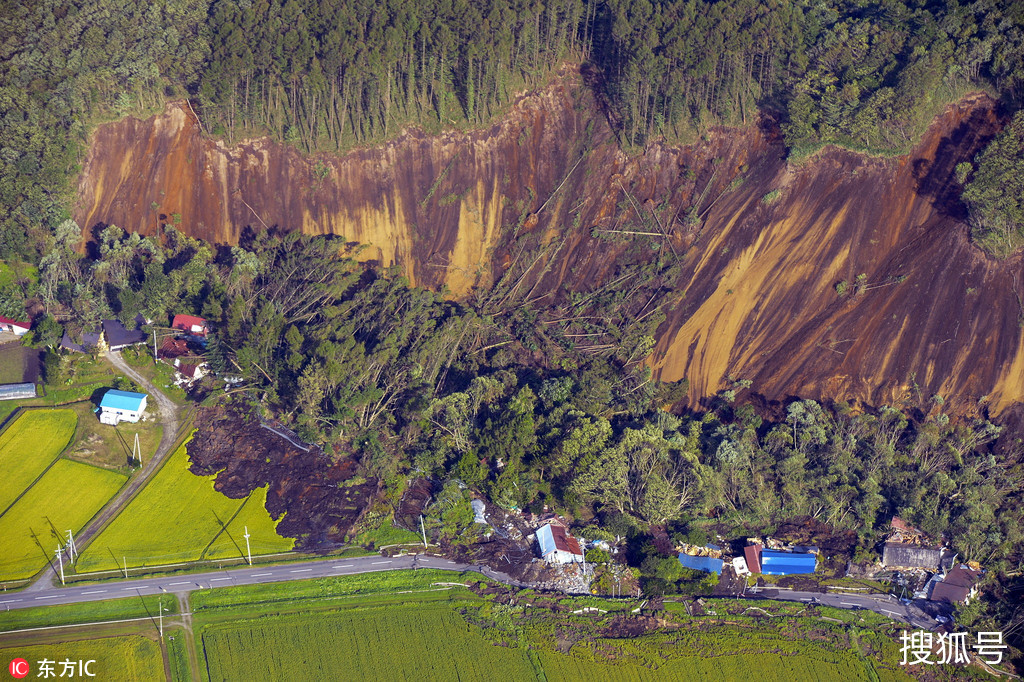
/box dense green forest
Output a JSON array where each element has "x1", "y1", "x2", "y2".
[
  {"x1": 35, "y1": 225, "x2": 1024, "y2": 587},
  {"x1": 4, "y1": 0, "x2": 1024, "y2": 261}
]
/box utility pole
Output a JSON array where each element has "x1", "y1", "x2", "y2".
[
  {"x1": 159, "y1": 597, "x2": 163, "y2": 638},
  {"x1": 55, "y1": 547, "x2": 64, "y2": 585},
  {"x1": 419, "y1": 515, "x2": 428, "y2": 549},
  {"x1": 133, "y1": 433, "x2": 141, "y2": 466},
  {"x1": 243, "y1": 526, "x2": 252, "y2": 566},
  {"x1": 123, "y1": 556, "x2": 128, "y2": 579},
  {"x1": 153, "y1": 328, "x2": 157, "y2": 359},
  {"x1": 66, "y1": 530, "x2": 76, "y2": 562}
]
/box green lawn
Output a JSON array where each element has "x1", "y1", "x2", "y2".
[
  {"x1": 0, "y1": 459, "x2": 125, "y2": 580},
  {"x1": 77, "y1": 440, "x2": 293, "y2": 572},
  {"x1": 0, "y1": 409, "x2": 77, "y2": 513},
  {"x1": 0, "y1": 636, "x2": 163, "y2": 681}
]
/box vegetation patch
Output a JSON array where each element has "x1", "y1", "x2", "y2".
[
  {"x1": 0, "y1": 460, "x2": 125, "y2": 581},
  {"x1": 0, "y1": 594, "x2": 175, "y2": 633},
  {"x1": 0, "y1": 409, "x2": 77, "y2": 513},
  {"x1": 0, "y1": 636, "x2": 164, "y2": 680},
  {"x1": 76, "y1": 440, "x2": 292, "y2": 573}
]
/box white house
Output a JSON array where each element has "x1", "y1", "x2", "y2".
[
  {"x1": 0, "y1": 316, "x2": 29, "y2": 336},
  {"x1": 536, "y1": 523, "x2": 584, "y2": 564},
  {"x1": 99, "y1": 389, "x2": 148, "y2": 425}
]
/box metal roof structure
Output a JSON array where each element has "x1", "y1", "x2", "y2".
[
  {"x1": 678, "y1": 554, "x2": 723, "y2": 574},
  {"x1": 99, "y1": 389, "x2": 147, "y2": 412},
  {"x1": 760, "y1": 550, "x2": 817, "y2": 575},
  {"x1": 102, "y1": 319, "x2": 146, "y2": 348},
  {"x1": 536, "y1": 523, "x2": 583, "y2": 559},
  {"x1": 0, "y1": 383, "x2": 36, "y2": 400},
  {"x1": 881, "y1": 542, "x2": 952, "y2": 570},
  {"x1": 172, "y1": 314, "x2": 208, "y2": 335},
  {"x1": 744, "y1": 544, "x2": 762, "y2": 573}
]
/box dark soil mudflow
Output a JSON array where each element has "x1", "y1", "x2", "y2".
[
  {"x1": 186, "y1": 406, "x2": 377, "y2": 549},
  {"x1": 76, "y1": 68, "x2": 1024, "y2": 419}
]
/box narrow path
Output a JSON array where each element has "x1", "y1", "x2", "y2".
[{"x1": 25, "y1": 351, "x2": 182, "y2": 593}]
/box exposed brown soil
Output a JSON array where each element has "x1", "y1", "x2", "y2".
[
  {"x1": 186, "y1": 406, "x2": 376, "y2": 549},
  {"x1": 75, "y1": 68, "x2": 1024, "y2": 418}
]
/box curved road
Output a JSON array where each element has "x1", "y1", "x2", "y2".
[{"x1": 24, "y1": 351, "x2": 181, "y2": 594}]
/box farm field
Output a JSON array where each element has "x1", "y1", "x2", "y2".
[
  {"x1": 0, "y1": 459, "x2": 125, "y2": 580},
  {"x1": 198, "y1": 602, "x2": 540, "y2": 682},
  {"x1": 77, "y1": 441, "x2": 293, "y2": 572},
  {"x1": 193, "y1": 596, "x2": 898, "y2": 682},
  {"x1": 0, "y1": 635, "x2": 163, "y2": 681},
  {"x1": 0, "y1": 409, "x2": 77, "y2": 513}
]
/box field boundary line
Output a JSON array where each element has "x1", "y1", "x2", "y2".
[
  {"x1": 0, "y1": 408, "x2": 80, "y2": 520},
  {"x1": 0, "y1": 614, "x2": 174, "y2": 635}
]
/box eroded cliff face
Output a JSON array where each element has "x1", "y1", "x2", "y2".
[{"x1": 74, "y1": 74, "x2": 1023, "y2": 417}]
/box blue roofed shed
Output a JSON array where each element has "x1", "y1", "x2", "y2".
[
  {"x1": 678, "y1": 554, "x2": 723, "y2": 574},
  {"x1": 760, "y1": 550, "x2": 817, "y2": 575},
  {"x1": 99, "y1": 389, "x2": 148, "y2": 425}
]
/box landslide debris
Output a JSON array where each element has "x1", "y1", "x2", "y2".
[{"x1": 186, "y1": 406, "x2": 376, "y2": 549}]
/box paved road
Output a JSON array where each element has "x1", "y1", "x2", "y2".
[
  {"x1": 745, "y1": 585, "x2": 938, "y2": 629},
  {"x1": 1, "y1": 551, "x2": 938, "y2": 631},
  {"x1": 1, "y1": 555, "x2": 525, "y2": 613},
  {"x1": 24, "y1": 352, "x2": 182, "y2": 595}
]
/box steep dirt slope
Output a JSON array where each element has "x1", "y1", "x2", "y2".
[{"x1": 74, "y1": 73, "x2": 1022, "y2": 417}]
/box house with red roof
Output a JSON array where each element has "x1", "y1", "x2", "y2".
[
  {"x1": 0, "y1": 316, "x2": 30, "y2": 336},
  {"x1": 171, "y1": 314, "x2": 208, "y2": 337},
  {"x1": 536, "y1": 523, "x2": 584, "y2": 564}
]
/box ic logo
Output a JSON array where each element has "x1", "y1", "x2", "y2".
[{"x1": 8, "y1": 658, "x2": 29, "y2": 678}]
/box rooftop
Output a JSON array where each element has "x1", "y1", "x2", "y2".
[
  {"x1": 537, "y1": 523, "x2": 583, "y2": 558},
  {"x1": 99, "y1": 389, "x2": 147, "y2": 412}
]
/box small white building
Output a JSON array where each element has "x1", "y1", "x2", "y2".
[
  {"x1": 536, "y1": 523, "x2": 584, "y2": 564},
  {"x1": 0, "y1": 316, "x2": 29, "y2": 336},
  {"x1": 99, "y1": 389, "x2": 148, "y2": 425}
]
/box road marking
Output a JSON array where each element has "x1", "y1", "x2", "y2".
[
  {"x1": 122, "y1": 587, "x2": 139, "y2": 591},
  {"x1": 334, "y1": 565, "x2": 353, "y2": 569},
  {"x1": 799, "y1": 598, "x2": 810, "y2": 602},
  {"x1": 290, "y1": 569, "x2": 312, "y2": 573},
  {"x1": 447, "y1": 561, "x2": 456, "y2": 564},
  {"x1": 210, "y1": 577, "x2": 231, "y2": 582},
  {"x1": 840, "y1": 602, "x2": 859, "y2": 607},
  {"x1": 168, "y1": 581, "x2": 191, "y2": 586},
  {"x1": 371, "y1": 561, "x2": 392, "y2": 565},
  {"x1": 882, "y1": 610, "x2": 901, "y2": 617},
  {"x1": 80, "y1": 590, "x2": 107, "y2": 595},
  {"x1": 0, "y1": 599, "x2": 23, "y2": 604},
  {"x1": 250, "y1": 573, "x2": 272, "y2": 577},
  {"x1": 34, "y1": 595, "x2": 59, "y2": 600}
]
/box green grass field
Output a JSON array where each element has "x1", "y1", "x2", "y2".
[
  {"x1": 0, "y1": 459, "x2": 125, "y2": 580},
  {"x1": 199, "y1": 602, "x2": 540, "y2": 682},
  {"x1": 0, "y1": 594, "x2": 175, "y2": 633},
  {"x1": 0, "y1": 635, "x2": 163, "y2": 681},
  {"x1": 77, "y1": 441, "x2": 293, "y2": 572},
  {"x1": 0, "y1": 409, "x2": 77, "y2": 513}
]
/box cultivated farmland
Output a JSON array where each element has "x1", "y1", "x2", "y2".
[
  {"x1": 199, "y1": 602, "x2": 541, "y2": 682},
  {"x1": 0, "y1": 409, "x2": 77, "y2": 513},
  {"x1": 0, "y1": 635, "x2": 163, "y2": 681},
  {"x1": 0, "y1": 459, "x2": 125, "y2": 580},
  {"x1": 76, "y1": 441, "x2": 292, "y2": 572}
]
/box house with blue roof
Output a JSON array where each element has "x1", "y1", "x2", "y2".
[
  {"x1": 760, "y1": 549, "x2": 817, "y2": 575},
  {"x1": 678, "y1": 553, "x2": 724, "y2": 575},
  {"x1": 99, "y1": 389, "x2": 148, "y2": 425}
]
